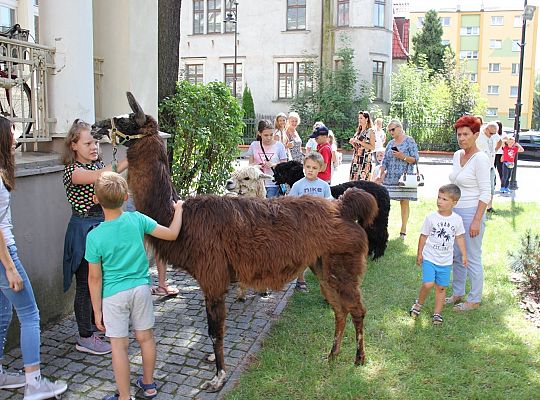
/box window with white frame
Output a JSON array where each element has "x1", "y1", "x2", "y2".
[
  {"x1": 490, "y1": 40, "x2": 502, "y2": 49},
  {"x1": 278, "y1": 62, "x2": 294, "y2": 99},
  {"x1": 337, "y1": 0, "x2": 349, "y2": 27},
  {"x1": 486, "y1": 108, "x2": 498, "y2": 116},
  {"x1": 373, "y1": 0, "x2": 385, "y2": 28},
  {"x1": 224, "y1": 0, "x2": 235, "y2": 33},
  {"x1": 512, "y1": 40, "x2": 520, "y2": 52},
  {"x1": 207, "y1": 0, "x2": 222, "y2": 34},
  {"x1": 514, "y1": 15, "x2": 523, "y2": 27},
  {"x1": 439, "y1": 17, "x2": 450, "y2": 26},
  {"x1": 0, "y1": 5, "x2": 15, "y2": 29},
  {"x1": 488, "y1": 63, "x2": 501, "y2": 72},
  {"x1": 491, "y1": 16, "x2": 504, "y2": 25},
  {"x1": 185, "y1": 64, "x2": 204, "y2": 84},
  {"x1": 467, "y1": 73, "x2": 477, "y2": 82},
  {"x1": 373, "y1": 61, "x2": 385, "y2": 100},
  {"x1": 511, "y1": 63, "x2": 519, "y2": 75},
  {"x1": 224, "y1": 63, "x2": 243, "y2": 97},
  {"x1": 487, "y1": 85, "x2": 499, "y2": 95},
  {"x1": 296, "y1": 62, "x2": 313, "y2": 94},
  {"x1": 510, "y1": 86, "x2": 518, "y2": 97},
  {"x1": 508, "y1": 108, "x2": 516, "y2": 119},
  {"x1": 287, "y1": 0, "x2": 306, "y2": 31},
  {"x1": 277, "y1": 61, "x2": 313, "y2": 99},
  {"x1": 193, "y1": 0, "x2": 204, "y2": 34},
  {"x1": 460, "y1": 26, "x2": 480, "y2": 35},
  {"x1": 417, "y1": 17, "x2": 424, "y2": 27},
  {"x1": 459, "y1": 50, "x2": 478, "y2": 59}
]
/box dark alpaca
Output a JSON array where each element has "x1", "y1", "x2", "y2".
[
  {"x1": 274, "y1": 160, "x2": 390, "y2": 259},
  {"x1": 92, "y1": 93, "x2": 377, "y2": 392}
]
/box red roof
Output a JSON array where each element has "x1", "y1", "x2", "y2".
[{"x1": 393, "y1": 17, "x2": 409, "y2": 60}]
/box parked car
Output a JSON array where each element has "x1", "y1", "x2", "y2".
[{"x1": 517, "y1": 131, "x2": 540, "y2": 161}]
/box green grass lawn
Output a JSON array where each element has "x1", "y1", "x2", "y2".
[{"x1": 225, "y1": 200, "x2": 540, "y2": 400}]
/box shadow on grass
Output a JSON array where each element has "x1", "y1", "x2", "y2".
[{"x1": 488, "y1": 199, "x2": 524, "y2": 230}]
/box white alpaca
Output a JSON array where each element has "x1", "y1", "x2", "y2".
[{"x1": 225, "y1": 166, "x2": 273, "y2": 198}]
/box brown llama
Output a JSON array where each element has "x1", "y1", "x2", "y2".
[{"x1": 92, "y1": 92, "x2": 377, "y2": 392}]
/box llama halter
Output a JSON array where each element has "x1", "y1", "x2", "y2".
[{"x1": 109, "y1": 117, "x2": 151, "y2": 172}]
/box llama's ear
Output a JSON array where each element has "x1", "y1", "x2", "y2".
[{"x1": 126, "y1": 92, "x2": 147, "y2": 127}]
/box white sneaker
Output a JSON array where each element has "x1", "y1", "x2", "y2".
[
  {"x1": 0, "y1": 369, "x2": 25, "y2": 389},
  {"x1": 23, "y1": 376, "x2": 68, "y2": 400}
]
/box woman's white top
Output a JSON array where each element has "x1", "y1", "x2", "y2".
[
  {"x1": 0, "y1": 179, "x2": 15, "y2": 246},
  {"x1": 449, "y1": 150, "x2": 491, "y2": 209}
]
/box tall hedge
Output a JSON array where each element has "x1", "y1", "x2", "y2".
[
  {"x1": 159, "y1": 80, "x2": 244, "y2": 196},
  {"x1": 242, "y1": 85, "x2": 255, "y2": 119}
]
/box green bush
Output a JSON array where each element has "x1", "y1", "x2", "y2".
[
  {"x1": 159, "y1": 80, "x2": 244, "y2": 196},
  {"x1": 510, "y1": 230, "x2": 540, "y2": 296}
]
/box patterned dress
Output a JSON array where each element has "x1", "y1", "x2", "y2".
[
  {"x1": 349, "y1": 128, "x2": 373, "y2": 181},
  {"x1": 287, "y1": 130, "x2": 304, "y2": 163},
  {"x1": 63, "y1": 161, "x2": 105, "y2": 215},
  {"x1": 381, "y1": 136, "x2": 420, "y2": 201}
]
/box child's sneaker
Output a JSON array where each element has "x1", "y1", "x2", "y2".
[
  {"x1": 409, "y1": 300, "x2": 422, "y2": 318},
  {"x1": 295, "y1": 281, "x2": 309, "y2": 293},
  {"x1": 432, "y1": 313, "x2": 443, "y2": 325},
  {"x1": 75, "y1": 332, "x2": 112, "y2": 355},
  {"x1": 23, "y1": 376, "x2": 67, "y2": 400},
  {"x1": 0, "y1": 369, "x2": 25, "y2": 389}
]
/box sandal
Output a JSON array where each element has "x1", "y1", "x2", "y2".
[
  {"x1": 295, "y1": 281, "x2": 309, "y2": 293},
  {"x1": 102, "y1": 395, "x2": 134, "y2": 400},
  {"x1": 409, "y1": 300, "x2": 422, "y2": 318},
  {"x1": 399, "y1": 232, "x2": 406, "y2": 238},
  {"x1": 445, "y1": 295, "x2": 463, "y2": 305},
  {"x1": 135, "y1": 376, "x2": 158, "y2": 399},
  {"x1": 453, "y1": 302, "x2": 480, "y2": 312},
  {"x1": 151, "y1": 285, "x2": 179, "y2": 297},
  {"x1": 432, "y1": 313, "x2": 443, "y2": 325}
]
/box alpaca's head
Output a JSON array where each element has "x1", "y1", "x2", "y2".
[
  {"x1": 273, "y1": 161, "x2": 304, "y2": 187},
  {"x1": 91, "y1": 92, "x2": 158, "y2": 147},
  {"x1": 226, "y1": 166, "x2": 273, "y2": 198}
]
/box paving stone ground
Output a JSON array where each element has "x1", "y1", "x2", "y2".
[{"x1": 0, "y1": 267, "x2": 295, "y2": 400}]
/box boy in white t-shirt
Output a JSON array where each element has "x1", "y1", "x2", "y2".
[
  {"x1": 409, "y1": 184, "x2": 467, "y2": 325},
  {"x1": 289, "y1": 152, "x2": 332, "y2": 292}
]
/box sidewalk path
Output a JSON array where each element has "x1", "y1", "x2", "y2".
[{"x1": 0, "y1": 270, "x2": 295, "y2": 399}]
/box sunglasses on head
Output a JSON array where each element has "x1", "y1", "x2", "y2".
[{"x1": 389, "y1": 127, "x2": 397, "y2": 132}]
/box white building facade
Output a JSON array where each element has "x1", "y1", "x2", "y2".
[{"x1": 179, "y1": 0, "x2": 393, "y2": 116}]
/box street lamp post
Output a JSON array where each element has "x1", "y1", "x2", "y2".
[
  {"x1": 224, "y1": 1, "x2": 239, "y2": 98},
  {"x1": 509, "y1": 0, "x2": 536, "y2": 190}
]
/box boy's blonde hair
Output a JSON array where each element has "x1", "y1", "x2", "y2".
[
  {"x1": 439, "y1": 183, "x2": 461, "y2": 202},
  {"x1": 95, "y1": 171, "x2": 128, "y2": 209},
  {"x1": 304, "y1": 151, "x2": 325, "y2": 169}
]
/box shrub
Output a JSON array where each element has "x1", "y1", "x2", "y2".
[
  {"x1": 159, "y1": 80, "x2": 244, "y2": 196},
  {"x1": 242, "y1": 85, "x2": 255, "y2": 120},
  {"x1": 509, "y1": 230, "x2": 540, "y2": 296}
]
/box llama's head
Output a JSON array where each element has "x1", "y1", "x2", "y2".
[
  {"x1": 273, "y1": 160, "x2": 304, "y2": 187},
  {"x1": 225, "y1": 166, "x2": 273, "y2": 198},
  {"x1": 91, "y1": 92, "x2": 158, "y2": 147}
]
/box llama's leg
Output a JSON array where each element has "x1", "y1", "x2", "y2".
[
  {"x1": 235, "y1": 284, "x2": 247, "y2": 302},
  {"x1": 350, "y1": 295, "x2": 367, "y2": 366},
  {"x1": 201, "y1": 297, "x2": 227, "y2": 392}
]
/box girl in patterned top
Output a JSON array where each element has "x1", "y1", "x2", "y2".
[
  {"x1": 61, "y1": 119, "x2": 127, "y2": 355},
  {"x1": 349, "y1": 111, "x2": 376, "y2": 181}
]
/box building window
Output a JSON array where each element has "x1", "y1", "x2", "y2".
[
  {"x1": 207, "y1": 0, "x2": 222, "y2": 34},
  {"x1": 512, "y1": 40, "x2": 521, "y2": 52},
  {"x1": 193, "y1": 0, "x2": 204, "y2": 34},
  {"x1": 489, "y1": 40, "x2": 502, "y2": 49},
  {"x1": 337, "y1": 0, "x2": 349, "y2": 27},
  {"x1": 224, "y1": 0, "x2": 235, "y2": 33},
  {"x1": 417, "y1": 17, "x2": 424, "y2": 27},
  {"x1": 487, "y1": 85, "x2": 500, "y2": 95},
  {"x1": 373, "y1": 61, "x2": 384, "y2": 100},
  {"x1": 278, "y1": 62, "x2": 294, "y2": 99},
  {"x1": 486, "y1": 108, "x2": 498, "y2": 117},
  {"x1": 509, "y1": 108, "x2": 516, "y2": 119},
  {"x1": 460, "y1": 26, "x2": 480, "y2": 36},
  {"x1": 488, "y1": 63, "x2": 501, "y2": 72},
  {"x1": 491, "y1": 16, "x2": 504, "y2": 25},
  {"x1": 510, "y1": 86, "x2": 518, "y2": 97},
  {"x1": 514, "y1": 15, "x2": 523, "y2": 27},
  {"x1": 224, "y1": 63, "x2": 243, "y2": 97},
  {"x1": 459, "y1": 50, "x2": 478, "y2": 59},
  {"x1": 467, "y1": 73, "x2": 477, "y2": 83},
  {"x1": 439, "y1": 17, "x2": 450, "y2": 27},
  {"x1": 511, "y1": 63, "x2": 519, "y2": 75},
  {"x1": 186, "y1": 64, "x2": 204, "y2": 84},
  {"x1": 296, "y1": 62, "x2": 313, "y2": 94},
  {"x1": 287, "y1": 0, "x2": 306, "y2": 31},
  {"x1": 373, "y1": 0, "x2": 385, "y2": 27},
  {"x1": 0, "y1": 5, "x2": 15, "y2": 29}
]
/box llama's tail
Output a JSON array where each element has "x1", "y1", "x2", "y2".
[{"x1": 338, "y1": 187, "x2": 378, "y2": 228}]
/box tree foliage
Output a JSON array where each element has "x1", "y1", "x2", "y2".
[
  {"x1": 290, "y1": 47, "x2": 371, "y2": 145},
  {"x1": 242, "y1": 85, "x2": 255, "y2": 120},
  {"x1": 532, "y1": 74, "x2": 540, "y2": 130},
  {"x1": 159, "y1": 81, "x2": 244, "y2": 196},
  {"x1": 411, "y1": 9, "x2": 448, "y2": 74}
]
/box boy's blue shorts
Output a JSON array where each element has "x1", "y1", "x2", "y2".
[{"x1": 422, "y1": 259, "x2": 451, "y2": 287}]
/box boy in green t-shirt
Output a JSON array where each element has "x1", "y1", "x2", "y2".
[{"x1": 85, "y1": 172, "x2": 183, "y2": 400}]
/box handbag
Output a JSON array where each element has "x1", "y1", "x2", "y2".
[{"x1": 398, "y1": 163, "x2": 425, "y2": 188}]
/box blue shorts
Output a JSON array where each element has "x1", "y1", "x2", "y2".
[{"x1": 422, "y1": 259, "x2": 451, "y2": 287}]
